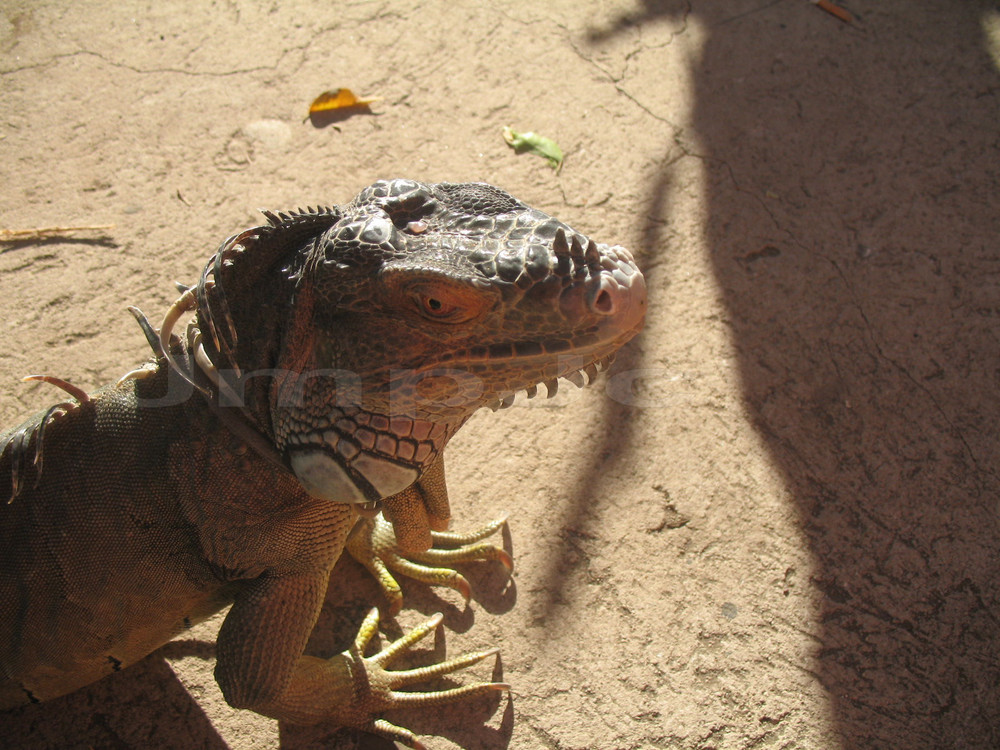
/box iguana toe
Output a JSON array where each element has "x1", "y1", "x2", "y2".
[{"x1": 346, "y1": 513, "x2": 512, "y2": 615}]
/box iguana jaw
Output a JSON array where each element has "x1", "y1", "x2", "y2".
[{"x1": 282, "y1": 330, "x2": 643, "y2": 505}]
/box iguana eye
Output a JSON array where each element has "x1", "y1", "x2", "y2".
[
  {"x1": 405, "y1": 282, "x2": 491, "y2": 324},
  {"x1": 413, "y1": 289, "x2": 460, "y2": 321}
]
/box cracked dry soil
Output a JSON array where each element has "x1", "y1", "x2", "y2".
[{"x1": 2, "y1": 1, "x2": 1000, "y2": 749}]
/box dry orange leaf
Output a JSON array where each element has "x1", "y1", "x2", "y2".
[
  {"x1": 308, "y1": 88, "x2": 380, "y2": 115},
  {"x1": 810, "y1": 0, "x2": 855, "y2": 24}
]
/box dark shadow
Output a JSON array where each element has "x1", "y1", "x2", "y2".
[
  {"x1": 533, "y1": 337, "x2": 651, "y2": 626},
  {"x1": 590, "y1": 0, "x2": 1000, "y2": 746},
  {"x1": 307, "y1": 106, "x2": 378, "y2": 129},
  {"x1": 1, "y1": 236, "x2": 119, "y2": 252},
  {"x1": 281, "y1": 689, "x2": 509, "y2": 750},
  {"x1": 586, "y1": 0, "x2": 701, "y2": 43},
  {"x1": 3, "y1": 652, "x2": 229, "y2": 750}
]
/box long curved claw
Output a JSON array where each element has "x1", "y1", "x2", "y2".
[
  {"x1": 423, "y1": 517, "x2": 514, "y2": 571},
  {"x1": 369, "y1": 611, "x2": 444, "y2": 667},
  {"x1": 366, "y1": 718, "x2": 428, "y2": 750},
  {"x1": 427, "y1": 516, "x2": 508, "y2": 546},
  {"x1": 346, "y1": 513, "x2": 512, "y2": 615}
]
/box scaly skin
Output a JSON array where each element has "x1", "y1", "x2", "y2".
[{"x1": 0, "y1": 179, "x2": 645, "y2": 747}]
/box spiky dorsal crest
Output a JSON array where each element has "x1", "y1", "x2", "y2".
[{"x1": 158, "y1": 204, "x2": 342, "y2": 429}]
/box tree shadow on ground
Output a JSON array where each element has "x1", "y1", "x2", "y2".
[{"x1": 595, "y1": 0, "x2": 1000, "y2": 746}]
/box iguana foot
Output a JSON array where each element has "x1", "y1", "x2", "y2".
[
  {"x1": 346, "y1": 513, "x2": 513, "y2": 615},
  {"x1": 348, "y1": 608, "x2": 509, "y2": 749}
]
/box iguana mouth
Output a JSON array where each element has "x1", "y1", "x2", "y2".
[{"x1": 482, "y1": 350, "x2": 620, "y2": 411}]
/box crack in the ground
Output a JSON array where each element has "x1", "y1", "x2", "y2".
[
  {"x1": 0, "y1": 48, "x2": 279, "y2": 78},
  {"x1": 557, "y1": 5, "x2": 691, "y2": 133}
]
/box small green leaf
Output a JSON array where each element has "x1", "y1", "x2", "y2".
[{"x1": 502, "y1": 126, "x2": 564, "y2": 172}]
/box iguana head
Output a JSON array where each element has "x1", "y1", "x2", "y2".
[{"x1": 176, "y1": 179, "x2": 645, "y2": 504}]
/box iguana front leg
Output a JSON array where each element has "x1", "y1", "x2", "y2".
[
  {"x1": 215, "y1": 568, "x2": 505, "y2": 747},
  {"x1": 281, "y1": 609, "x2": 506, "y2": 747},
  {"x1": 347, "y1": 453, "x2": 513, "y2": 615}
]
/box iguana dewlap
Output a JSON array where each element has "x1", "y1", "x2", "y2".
[{"x1": 0, "y1": 179, "x2": 645, "y2": 746}]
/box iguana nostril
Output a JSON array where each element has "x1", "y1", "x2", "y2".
[
  {"x1": 589, "y1": 275, "x2": 623, "y2": 316},
  {"x1": 592, "y1": 288, "x2": 615, "y2": 315}
]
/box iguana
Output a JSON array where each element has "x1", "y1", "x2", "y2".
[{"x1": 0, "y1": 179, "x2": 646, "y2": 747}]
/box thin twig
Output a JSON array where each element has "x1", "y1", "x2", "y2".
[{"x1": 0, "y1": 224, "x2": 115, "y2": 242}]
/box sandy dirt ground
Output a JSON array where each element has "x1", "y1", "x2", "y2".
[{"x1": 2, "y1": 1, "x2": 999, "y2": 748}]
